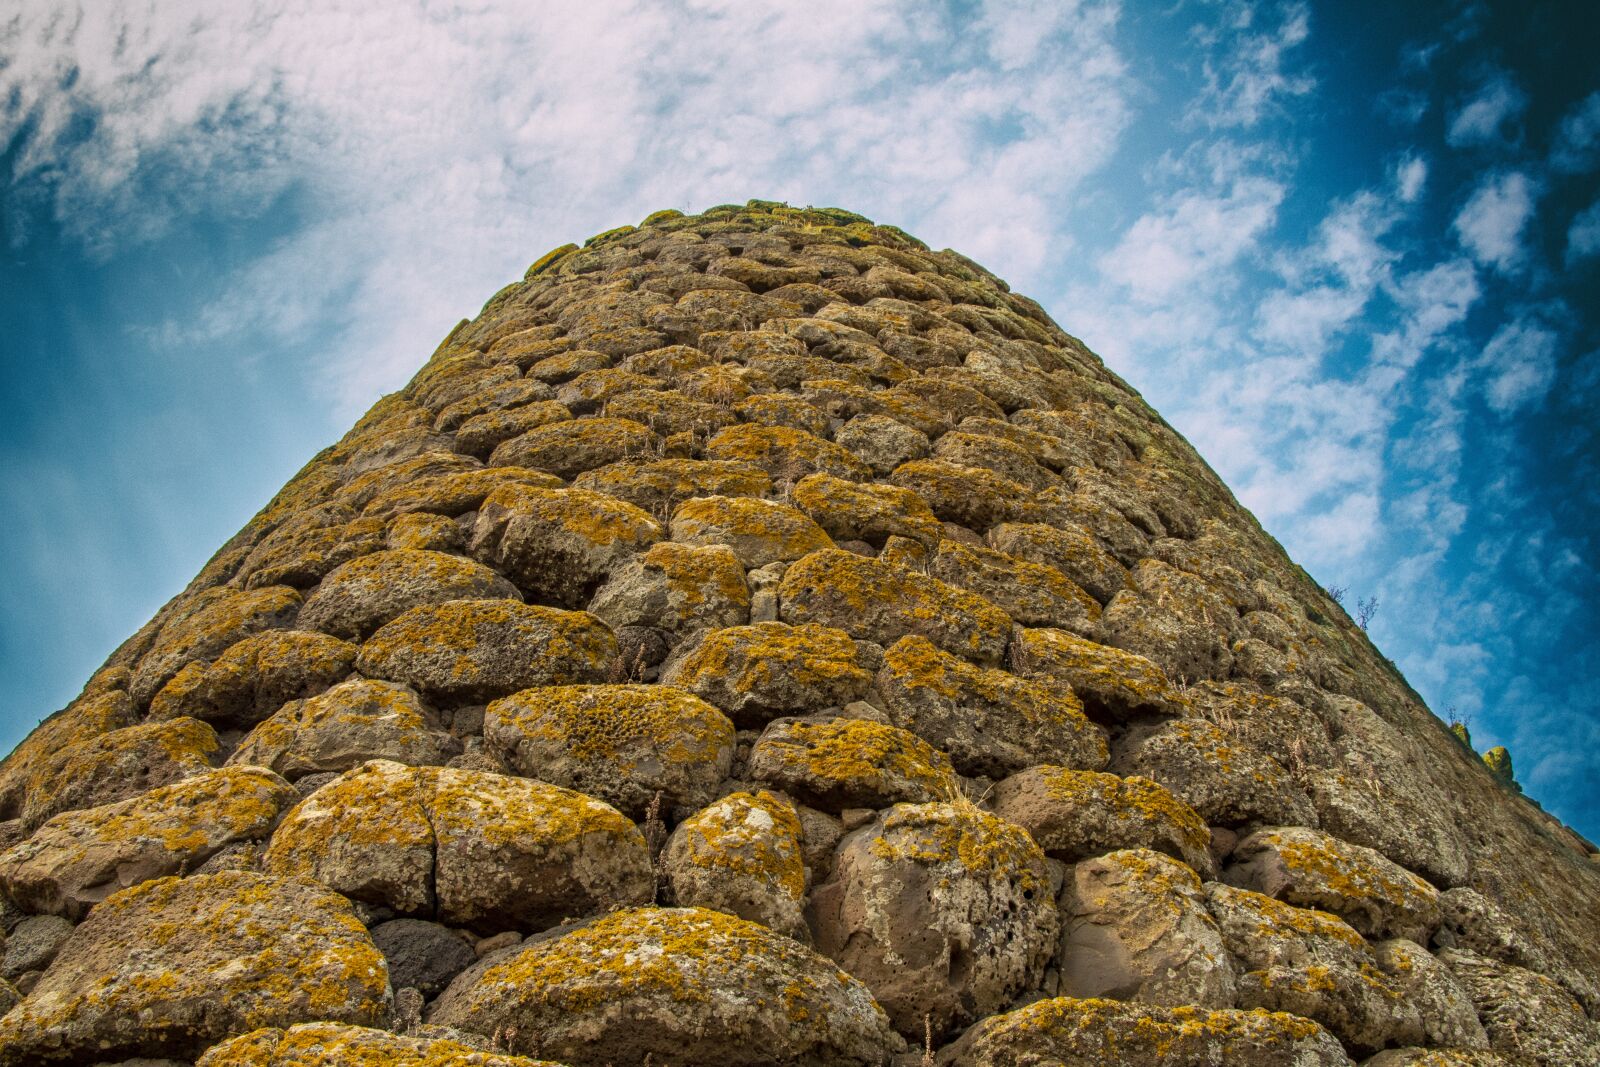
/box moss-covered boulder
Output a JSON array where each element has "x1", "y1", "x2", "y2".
[
  {"x1": 265, "y1": 760, "x2": 650, "y2": 931},
  {"x1": 790, "y1": 471, "x2": 942, "y2": 548},
  {"x1": 146, "y1": 629, "x2": 357, "y2": 728},
  {"x1": 1113, "y1": 717, "x2": 1316, "y2": 828},
  {"x1": 0, "y1": 690, "x2": 135, "y2": 821},
  {"x1": 0, "y1": 871, "x2": 389, "y2": 1065},
  {"x1": 470, "y1": 484, "x2": 661, "y2": 607},
  {"x1": 1057, "y1": 848, "x2": 1236, "y2": 1007},
  {"x1": 228, "y1": 678, "x2": 458, "y2": 779},
  {"x1": 986, "y1": 520, "x2": 1128, "y2": 604},
  {"x1": 356, "y1": 599, "x2": 616, "y2": 703},
  {"x1": 990, "y1": 767, "x2": 1213, "y2": 876},
  {"x1": 487, "y1": 416, "x2": 658, "y2": 479},
  {"x1": 587, "y1": 541, "x2": 750, "y2": 641},
  {"x1": 1011, "y1": 627, "x2": 1184, "y2": 721},
  {"x1": 705, "y1": 423, "x2": 872, "y2": 483},
  {"x1": 662, "y1": 791, "x2": 808, "y2": 938},
  {"x1": 930, "y1": 539, "x2": 1099, "y2": 633},
  {"x1": 197, "y1": 1022, "x2": 566, "y2": 1066},
  {"x1": 296, "y1": 549, "x2": 521, "y2": 639},
  {"x1": 670, "y1": 495, "x2": 833, "y2": 566},
  {"x1": 662, "y1": 621, "x2": 880, "y2": 726},
  {"x1": 937, "y1": 997, "x2": 1350, "y2": 1067},
  {"x1": 747, "y1": 715, "x2": 958, "y2": 813},
  {"x1": 0, "y1": 766, "x2": 297, "y2": 919},
  {"x1": 780, "y1": 549, "x2": 1011, "y2": 664},
  {"x1": 130, "y1": 585, "x2": 305, "y2": 704},
  {"x1": 484, "y1": 684, "x2": 734, "y2": 819},
  {"x1": 572, "y1": 457, "x2": 772, "y2": 513},
  {"x1": 810, "y1": 801, "x2": 1057, "y2": 1040},
  {"x1": 1227, "y1": 826, "x2": 1442, "y2": 942},
  {"x1": 20, "y1": 716, "x2": 220, "y2": 829},
  {"x1": 877, "y1": 635, "x2": 1107, "y2": 777},
  {"x1": 360, "y1": 466, "x2": 565, "y2": 519},
  {"x1": 429, "y1": 906, "x2": 903, "y2": 1066}
]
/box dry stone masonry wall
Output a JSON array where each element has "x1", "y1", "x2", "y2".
[{"x1": 0, "y1": 201, "x2": 1596, "y2": 1066}]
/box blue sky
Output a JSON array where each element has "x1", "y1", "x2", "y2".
[{"x1": 2, "y1": 0, "x2": 1596, "y2": 839}]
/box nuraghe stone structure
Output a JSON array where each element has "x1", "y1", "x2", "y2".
[{"x1": 0, "y1": 202, "x2": 1595, "y2": 1067}]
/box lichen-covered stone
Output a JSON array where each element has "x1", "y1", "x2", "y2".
[
  {"x1": 663, "y1": 791, "x2": 808, "y2": 937},
  {"x1": 483, "y1": 684, "x2": 734, "y2": 819},
  {"x1": 1439, "y1": 948, "x2": 1600, "y2": 1065},
  {"x1": 991, "y1": 767, "x2": 1213, "y2": 876},
  {"x1": 810, "y1": 801, "x2": 1057, "y2": 1040},
  {"x1": 357, "y1": 599, "x2": 616, "y2": 703},
  {"x1": 146, "y1": 630, "x2": 357, "y2": 728},
  {"x1": 572, "y1": 457, "x2": 772, "y2": 514},
  {"x1": 454, "y1": 401, "x2": 574, "y2": 459},
  {"x1": 748, "y1": 716, "x2": 959, "y2": 812},
  {"x1": 229, "y1": 678, "x2": 458, "y2": 779},
  {"x1": 987, "y1": 522, "x2": 1129, "y2": 605},
  {"x1": 790, "y1": 471, "x2": 942, "y2": 548},
  {"x1": 360, "y1": 466, "x2": 565, "y2": 519},
  {"x1": 586, "y1": 541, "x2": 750, "y2": 640},
  {"x1": 0, "y1": 766, "x2": 297, "y2": 919},
  {"x1": 780, "y1": 548, "x2": 1012, "y2": 664},
  {"x1": 705, "y1": 423, "x2": 872, "y2": 482},
  {"x1": 264, "y1": 760, "x2": 652, "y2": 931},
  {"x1": 131, "y1": 585, "x2": 305, "y2": 705},
  {"x1": 604, "y1": 387, "x2": 739, "y2": 437},
  {"x1": 196, "y1": 1022, "x2": 562, "y2": 1066},
  {"x1": 1112, "y1": 718, "x2": 1317, "y2": 827},
  {"x1": 931, "y1": 539, "x2": 1099, "y2": 634},
  {"x1": 21, "y1": 716, "x2": 220, "y2": 829},
  {"x1": 1058, "y1": 849, "x2": 1236, "y2": 1007},
  {"x1": 1227, "y1": 826, "x2": 1441, "y2": 943},
  {"x1": 888, "y1": 459, "x2": 1028, "y2": 532},
  {"x1": 0, "y1": 871, "x2": 388, "y2": 1065},
  {"x1": 937, "y1": 997, "x2": 1351, "y2": 1067},
  {"x1": 296, "y1": 549, "x2": 521, "y2": 640},
  {"x1": 429, "y1": 906, "x2": 903, "y2": 1066},
  {"x1": 1205, "y1": 882, "x2": 1415, "y2": 1055},
  {"x1": 662, "y1": 621, "x2": 880, "y2": 726},
  {"x1": 487, "y1": 416, "x2": 658, "y2": 479},
  {"x1": 932, "y1": 429, "x2": 1060, "y2": 490},
  {"x1": 0, "y1": 690, "x2": 135, "y2": 821},
  {"x1": 834, "y1": 414, "x2": 930, "y2": 476},
  {"x1": 878, "y1": 635, "x2": 1108, "y2": 777},
  {"x1": 470, "y1": 484, "x2": 661, "y2": 607},
  {"x1": 670, "y1": 495, "x2": 833, "y2": 566},
  {"x1": 1373, "y1": 939, "x2": 1488, "y2": 1051},
  {"x1": 1011, "y1": 627, "x2": 1184, "y2": 721}
]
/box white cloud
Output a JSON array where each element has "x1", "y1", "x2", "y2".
[
  {"x1": 1551, "y1": 90, "x2": 1600, "y2": 173},
  {"x1": 1395, "y1": 155, "x2": 1428, "y2": 202},
  {"x1": 1452, "y1": 171, "x2": 1537, "y2": 272},
  {"x1": 1, "y1": 0, "x2": 1135, "y2": 412},
  {"x1": 1446, "y1": 74, "x2": 1527, "y2": 147},
  {"x1": 1097, "y1": 175, "x2": 1285, "y2": 302},
  {"x1": 1479, "y1": 315, "x2": 1561, "y2": 414},
  {"x1": 1566, "y1": 199, "x2": 1600, "y2": 264},
  {"x1": 1186, "y1": 1, "x2": 1314, "y2": 128}
]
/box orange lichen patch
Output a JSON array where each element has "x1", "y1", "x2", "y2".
[
  {"x1": 228, "y1": 678, "x2": 453, "y2": 779},
  {"x1": 790, "y1": 471, "x2": 941, "y2": 548},
  {"x1": 238, "y1": 510, "x2": 391, "y2": 590},
  {"x1": 1208, "y1": 882, "x2": 1372, "y2": 951},
  {"x1": 986, "y1": 521, "x2": 1129, "y2": 605},
  {"x1": 483, "y1": 683, "x2": 734, "y2": 818},
  {"x1": 944, "y1": 997, "x2": 1338, "y2": 1065},
  {"x1": 356, "y1": 599, "x2": 617, "y2": 702},
  {"x1": 779, "y1": 548, "x2": 1012, "y2": 664},
  {"x1": 0, "y1": 766, "x2": 298, "y2": 919},
  {"x1": 670, "y1": 495, "x2": 833, "y2": 566},
  {"x1": 619, "y1": 344, "x2": 714, "y2": 379},
  {"x1": 363, "y1": 463, "x2": 569, "y2": 518},
  {"x1": 572, "y1": 457, "x2": 772, "y2": 514},
  {"x1": 132, "y1": 585, "x2": 305, "y2": 703},
  {"x1": 748, "y1": 717, "x2": 958, "y2": 811},
  {"x1": 604, "y1": 388, "x2": 739, "y2": 437},
  {"x1": 662, "y1": 621, "x2": 878, "y2": 725},
  {"x1": 21, "y1": 716, "x2": 221, "y2": 829},
  {"x1": 196, "y1": 1022, "x2": 563, "y2": 1066},
  {"x1": 526, "y1": 348, "x2": 611, "y2": 385},
  {"x1": 931, "y1": 539, "x2": 1100, "y2": 633},
  {"x1": 887, "y1": 459, "x2": 1028, "y2": 532},
  {"x1": 487, "y1": 416, "x2": 658, "y2": 479},
  {"x1": 1011, "y1": 627, "x2": 1182, "y2": 721},
  {"x1": 0, "y1": 871, "x2": 388, "y2": 1065},
  {"x1": 669, "y1": 791, "x2": 808, "y2": 902},
  {"x1": 705, "y1": 423, "x2": 872, "y2": 483},
  {"x1": 0, "y1": 689, "x2": 135, "y2": 819},
  {"x1": 932, "y1": 430, "x2": 1059, "y2": 490},
  {"x1": 451, "y1": 402, "x2": 576, "y2": 458}
]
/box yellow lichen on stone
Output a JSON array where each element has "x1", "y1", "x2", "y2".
[
  {"x1": 670, "y1": 495, "x2": 833, "y2": 566},
  {"x1": 749, "y1": 717, "x2": 958, "y2": 810},
  {"x1": 867, "y1": 802, "x2": 1048, "y2": 896},
  {"x1": 197, "y1": 1022, "x2": 563, "y2": 1066},
  {"x1": 790, "y1": 472, "x2": 942, "y2": 547},
  {"x1": 671, "y1": 790, "x2": 807, "y2": 901},
  {"x1": 705, "y1": 423, "x2": 872, "y2": 482}
]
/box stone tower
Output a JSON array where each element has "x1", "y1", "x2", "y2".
[{"x1": 0, "y1": 201, "x2": 1594, "y2": 1066}]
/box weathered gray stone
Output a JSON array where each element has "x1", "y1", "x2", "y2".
[
  {"x1": 296, "y1": 549, "x2": 521, "y2": 639},
  {"x1": 747, "y1": 715, "x2": 959, "y2": 812},
  {"x1": 662, "y1": 790, "x2": 808, "y2": 938},
  {"x1": 368, "y1": 919, "x2": 478, "y2": 998},
  {"x1": 229, "y1": 679, "x2": 458, "y2": 780}
]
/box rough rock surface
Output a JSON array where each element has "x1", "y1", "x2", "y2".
[
  {"x1": 3, "y1": 202, "x2": 1597, "y2": 1065},
  {"x1": 196, "y1": 1022, "x2": 564, "y2": 1066}
]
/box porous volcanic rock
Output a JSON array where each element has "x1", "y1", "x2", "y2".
[{"x1": 3, "y1": 202, "x2": 1597, "y2": 1066}]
